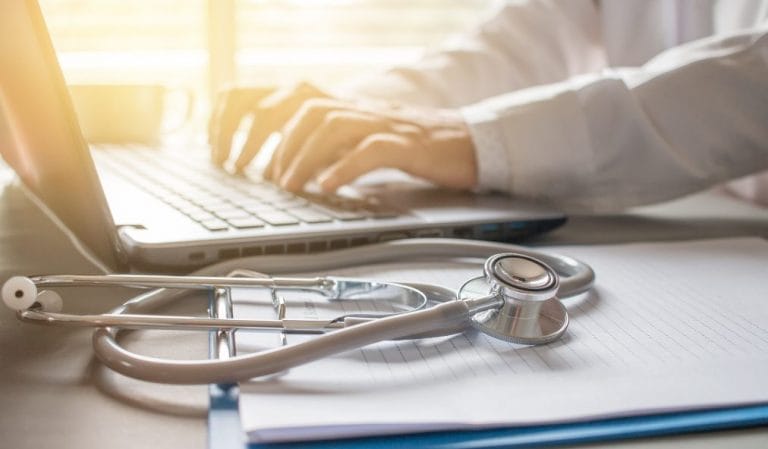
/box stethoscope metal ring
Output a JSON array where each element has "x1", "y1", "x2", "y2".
[
  {"x1": 484, "y1": 252, "x2": 560, "y2": 302},
  {"x1": 460, "y1": 253, "x2": 569, "y2": 345}
]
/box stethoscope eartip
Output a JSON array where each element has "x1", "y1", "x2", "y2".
[
  {"x1": 35, "y1": 290, "x2": 63, "y2": 313},
  {"x1": 2, "y1": 276, "x2": 38, "y2": 311}
]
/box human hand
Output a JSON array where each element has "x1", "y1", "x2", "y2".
[
  {"x1": 208, "y1": 83, "x2": 329, "y2": 169},
  {"x1": 267, "y1": 98, "x2": 478, "y2": 193},
  {"x1": 209, "y1": 82, "x2": 477, "y2": 193}
]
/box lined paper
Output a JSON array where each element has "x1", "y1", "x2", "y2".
[{"x1": 232, "y1": 238, "x2": 768, "y2": 443}]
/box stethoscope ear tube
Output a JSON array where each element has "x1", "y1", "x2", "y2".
[{"x1": 92, "y1": 300, "x2": 473, "y2": 384}]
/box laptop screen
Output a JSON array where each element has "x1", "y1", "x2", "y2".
[{"x1": 0, "y1": 0, "x2": 125, "y2": 270}]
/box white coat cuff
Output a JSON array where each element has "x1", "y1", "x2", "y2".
[
  {"x1": 461, "y1": 106, "x2": 509, "y2": 192},
  {"x1": 461, "y1": 79, "x2": 597, "y2": 209}
]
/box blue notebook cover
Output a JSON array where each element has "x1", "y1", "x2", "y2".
[{"x1": 208, "y1": 381, "x2": 768, "y2": 449}]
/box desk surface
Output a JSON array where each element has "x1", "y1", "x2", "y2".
[{"x1": 1, "y1": 166, "x2": 767, "y2": 449}]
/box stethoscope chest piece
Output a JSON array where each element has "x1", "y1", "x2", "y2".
[{"x1": 459, "y1": 253, "x2": 568, "y2": 345}]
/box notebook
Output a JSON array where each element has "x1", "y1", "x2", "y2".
[
  {"x1": 221, "y1": 238, "x2": 768, "y2": 446},
  {"x1": 0, "y1": 0, "x2": 564, "y2": 272}
]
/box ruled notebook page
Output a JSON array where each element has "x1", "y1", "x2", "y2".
[{"x1": 232, "y1": 238, "x2": 768, "y2": 443}]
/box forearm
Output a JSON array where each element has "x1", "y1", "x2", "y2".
[{"x1": 464, "y1": 26, "x2": 768, "y2": 212}]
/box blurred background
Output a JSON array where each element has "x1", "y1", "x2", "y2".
[{"x1": 39, "y1": 0, "x2": 497, "y2": 126}]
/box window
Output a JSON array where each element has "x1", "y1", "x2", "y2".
[
  {"x1": 234, "y1": 0, "x2": 495, "y2": 87},
  {"x1": 39, "y1": 0, "x2": 207, "y2": 86},
  {"x1": 39, "y1": 0, "x2": 496, "y2": 120}
]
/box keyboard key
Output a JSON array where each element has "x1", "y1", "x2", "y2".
[
  {"x1": 203, "y1": 202, "x2": 237, "y2": 212},
  {"x1": 312, "y1": 204, "x2": 367, "y2": 221},
  {"x1": 244, "y1": 185, "x2": 293, "y2": 202},
  {"x1": 188, "y1": 210, "x2": 216, "y2": 222},
  {"x1": 241, "y1": 184, "x2": 273, "y2": 196},
  {"x1": 242, "y1": 203, "x2": 280, "y2": 214},
  {"x1": 200, "y1": 219, "x2": 229, "y2": 231},
  {"x1": 256, "y1": 211, "x2": 300, "y2": 226},
  {"x1": 192, "y1": 196, "x2": 227, "y2": 207},
  {"x1": 286, "y1": 207, "x2": 332, "y2": 223},
  {"x1": 235, "y1": 199, "x2": 268, "y2": 209},
  {"x1": 172, "y1": 200, "x2": 201, "y2": 214},
  {"x1": 155, "y1": 189, "x2": 179, "y2": 202},
  {"x1": 279, "y1": 197, "x2": 310, "y2": 208},
  {"x1": 226, "y1": 193, "x2": 256, "y2": 204},
  {"x1": 226, "y1": 217, "x2": 265, "y2": 229},
  {"x1": 214, "y1": 208, "x2": 252, "y2": 220}
]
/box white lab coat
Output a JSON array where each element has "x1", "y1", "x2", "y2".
[{"x1": 345, "y1": 0, "x2": 768, "y2": 212}]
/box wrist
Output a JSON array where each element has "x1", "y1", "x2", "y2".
[{"x1": 461, "y1": 106, "x2": 510, "y2": 193}]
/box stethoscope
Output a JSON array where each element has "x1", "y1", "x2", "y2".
[{"x1": 1, "y1": 239, "x2": 594, "y2": 385}]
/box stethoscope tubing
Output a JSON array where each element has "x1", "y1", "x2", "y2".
[
  {"x1": 83, "y1": 239, "x2": 593, "y2": 384},
  {"x1": 93, "y1": 300, "x2": 473, "y2": 384}
]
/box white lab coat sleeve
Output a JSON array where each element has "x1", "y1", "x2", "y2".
[
  {"x1": 463, "y1": 26, "x2": 768, "y2": 212},
  {"x1": 337, "y1": 0, "x2": 604, "y2": 108}
]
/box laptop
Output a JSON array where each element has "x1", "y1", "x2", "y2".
[{"x1": 0, "y1": 0, "x2": 565, "y2": 272}]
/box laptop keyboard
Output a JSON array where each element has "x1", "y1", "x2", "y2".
[{"x1": 93, "y1": 146, "x2": 399, "y2": 232}]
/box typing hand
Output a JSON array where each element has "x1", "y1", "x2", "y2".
[
  {"x1": 208, "y1": 83, "x2": 329, "y2": 169},
  {"x1": 209, "y1": 82, "x2": 477, "y2": 193}
]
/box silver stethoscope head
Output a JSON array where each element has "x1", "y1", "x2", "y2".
[{"x1": 459, "y1": 253, "x2": 568, "y2": 345}]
